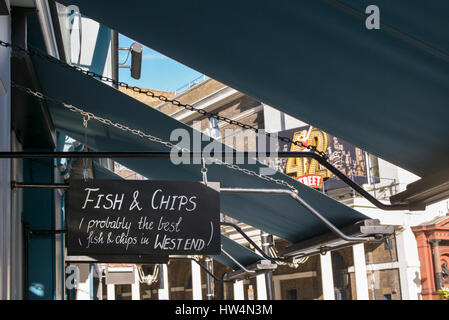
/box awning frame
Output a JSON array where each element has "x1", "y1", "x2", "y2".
[{"x1": 280, "y1": 219, "x2": 394, "y2": 258}]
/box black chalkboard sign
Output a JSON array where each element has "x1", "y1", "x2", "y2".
[{"x1": 66, "y1": 180, "x2": 221, "y2": 256}]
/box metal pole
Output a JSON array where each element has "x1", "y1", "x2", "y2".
[
  {"x1": 261, "y1": 231, "x2": 274, "y2": 300},
  {"x1": 170, "y1": 257, "x2": 233, "y2": 283},
  {"x1": 220, "y1": 188, "x2": 375, "y2": 243},
  {"x1": 12, "y1": 182, "x2": 69, "y2": 189},
  {"x1": 220, "y1": 221, "x2": 284, "y2": 262},
  {"x1": 0, "y1": 151, "x2": 320, "y2": 159},
  {"x1": 110, "y1": 29, "x2": 119, "y2": 89},
  {"x1": 221, "y1": 248, "x2": 256, "y2": 274},
  {"x1": 158, "y1": 264, "x2": 169, "y2": 300},
  {"x1": 23, "y1": 223, "x2": 30, "y2": 300},
  {"x1": 205, "y1": 256, "x2": 214, "y2": 300}
]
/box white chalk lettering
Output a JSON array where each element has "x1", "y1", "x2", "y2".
[
  {"x1": 138, "y1": 216, "x2": 154, "y2": 230},
  {"x1": 150, "y1": 189, "x2": 198, "y2": 212},
  {"x1": 81, "y1": 188, "x2": 124, "y2": 211},
  {"x1": 82, "y1": 188, "x2": 100, "y2": 209},
  {"x1": 86, "y1": 216, "x2": 131, "y2": 236},
  {"x1": 157, "y1": 216, "x2": 182, "y2": 232}
]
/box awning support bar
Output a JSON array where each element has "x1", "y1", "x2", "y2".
[
  {"x1": 221, "y1": 221, "x2": 286, "y2": 262},
  {"x1": 11, "y1": 181, "x2": 69, "y2": 189},
  {"x1": 220, "y1": 188, "x2": 377, "y2": 244},
  {"x1": 221, "y1": 248, "x2": 256, "y2": 274}
]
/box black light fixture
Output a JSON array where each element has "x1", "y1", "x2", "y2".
[
  {"x1": 129, "y1": 43, "x2": 142, "y2": 79},
  {"x1": 119, "y1": 42, "x2": 143, "y2": 80}
]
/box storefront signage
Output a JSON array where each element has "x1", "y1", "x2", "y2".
[
  {"x1": 260, "y1": 125, "x2": 368, "y2": 190},
  {"x1": 284, "y1": 126, "x2": 329, "y2": 189},
  {"x1": 66, "y1": 180, "x2": 221, "y2": 256},
  {"x1": 296, "y1": 174, "x2": 323, "y2": 189}
]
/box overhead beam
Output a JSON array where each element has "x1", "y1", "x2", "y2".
[
  {"x1": 223, "y1": 260, "x2": 277, "y2": 282},
  {"x1": 390, "y1": 166, "x2": 449, "y2": 209}
]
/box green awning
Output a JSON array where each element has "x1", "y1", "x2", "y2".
[
  {"x1": 30, "y1": 54, "x2": 369, "y2": 248},
  {"x1": 92, "y1": 161, "x2": 121, "y2": 180},
  {"x1": 214, "y1": 236, "x2": 262, "y2": 270},
  {"x1": 55, "y1": 0, "x2": 449, "y2": 181}
]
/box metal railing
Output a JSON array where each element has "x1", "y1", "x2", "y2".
[
  {"x1": 325, "y1": 174, "x2": 400, "y2": 203},
  {"x1": 174, "y1": 74, "x2": 208, "y2": 95}
]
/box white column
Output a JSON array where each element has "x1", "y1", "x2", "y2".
[
  {"x1": 191, "y1": 260, "x2": 203, "y2": 300},
  {"x1": 273, "y1": 278, "x2": 281, "y2": 300},
  {"x1": 107, "y1": 284, "x2": 115, "y2": 300},
  {"x1": 158, "y1": 264, "x2": 169, "y2": 300},
  {"x1": 352, "y1": 244, "x2": 369, "y2": 300},
  {"x1": 320, "y1": 253, "x2": 335, "y2": 300},
  {"x1": 233, "y1": 280, "x2": 245, "y2": 300},
  {"x1": 0, "y1": 4, "x2": 11, "y2": 300},
  {"x1": 131, "y1": 265, "x2": 140, "y2": 300},
  {"x1": 396, "y1": 228, "x2": 422, "y2": 300},
  {"x1": 76, "y1": 264, "x2": 91, "y2": 300},
  {"x1": 256, "y1": 274, "x2": 267, "y2": 300}
]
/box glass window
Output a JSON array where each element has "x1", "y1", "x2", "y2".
[
  {"x1": 367, "y1": 269, "x2": 401, "y2": 300},
  {"x1": 364, "y1": 236, "x2": 398, "y2": 264},
  {"x1": 286, "y1": 289, "x2": 297, "y2": 300}
]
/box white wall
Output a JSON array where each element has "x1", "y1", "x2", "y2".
[
  {"x1": 396, "y1": 227, "x2": 422, "y2": 299},
  {"x1": 0, "y1": 1, "x2": 11, "y2": 300},
  {"x1": 320, "y1": 253, "x2": 335, "y2": 300},
  {"x1": 263, "y1": 104, "x2": 307, "y2": 133},
  {"x1": 377, "y1": 158, "x2": 421, "y2": 193},
  {"x1": 75, "y1": 264, "x2": 91, "y2": 300}
]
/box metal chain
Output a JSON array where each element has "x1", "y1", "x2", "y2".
[
  {"x1": 0, "y1": 40, "x2": 327, "y2": 159},
  {"x1": 10, "y1": 83, "x2": 182, "y2": 151},
  {"x1": 82, "y1": 115, "x2": 89, "y2": 181},
  {"x1": 11, "y1": 82, "x2": 298, "y2": 192},
  {"x1": 213, "y1": 158, "x2": 298, "y2": 192}
]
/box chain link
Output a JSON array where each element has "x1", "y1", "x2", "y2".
[
  {"x1": 0, "y1": 39, "x2": 327, "y2": 159},
  {"x1": 11, "y1": 82, "x2": 298, "y2": 192},
  {"x1": 212, "y1": 158, "x2": 298, "y2": 192}
]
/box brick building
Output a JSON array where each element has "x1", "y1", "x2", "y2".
[{"x1": 412, "y1": 215, "x2": 449, "y2": 300}]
